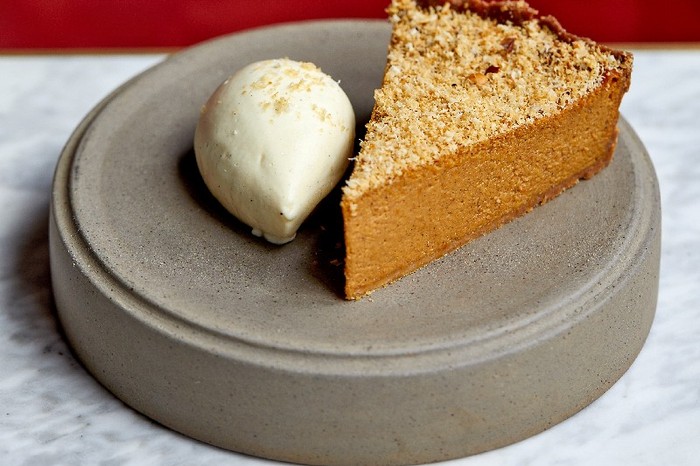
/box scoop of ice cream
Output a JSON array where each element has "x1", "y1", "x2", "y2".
[{"x1": 194, "y1": 58, "x2": 355, "y2": 244}]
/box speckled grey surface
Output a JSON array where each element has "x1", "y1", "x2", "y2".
[{"x1": 49, "y1": 21, "x2": 660, "y2": 466}]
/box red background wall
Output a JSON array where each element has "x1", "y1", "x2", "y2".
[{"x1": 1, "y1": 0, "x2": 699, "y2": 50}]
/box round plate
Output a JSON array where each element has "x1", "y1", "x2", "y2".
[{"x1": 50, "y1": 20, "x2": 660, "y2": 466}]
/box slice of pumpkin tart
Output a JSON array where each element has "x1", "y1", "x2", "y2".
[{"x1": 341, "y1": 0, "x2": 632, "y2": 299}]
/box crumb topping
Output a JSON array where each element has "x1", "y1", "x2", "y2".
[
  {"x1": 241, "y1": 59, "x2": 331, "y2": 116},
  {"x1": 343, "y1": 0, "x2": 629, "y2": 200}
]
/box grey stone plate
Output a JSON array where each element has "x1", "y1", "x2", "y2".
[{"x1": 49, "y1": 20, "x2": 660, "y2": 466}]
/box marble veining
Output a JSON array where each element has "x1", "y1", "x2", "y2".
[{"x1": 1, "y1": 50, "x2": 699, "y2": 465}]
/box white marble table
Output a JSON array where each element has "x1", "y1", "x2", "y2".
[{"x1": 1, "y1": 48, "x2": 699, "y2": 465}]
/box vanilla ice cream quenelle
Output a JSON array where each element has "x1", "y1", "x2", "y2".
[{"x1": 194, "y1": 58, "x2": 355, "y2": 244}]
